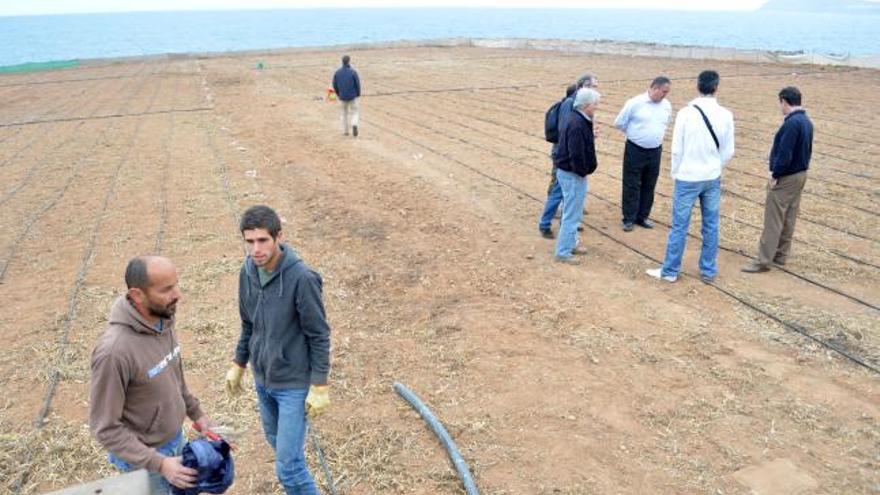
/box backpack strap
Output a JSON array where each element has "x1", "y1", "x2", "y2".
[{"x1": 692, "y1": 104, "x2": 720, "y2": 150}]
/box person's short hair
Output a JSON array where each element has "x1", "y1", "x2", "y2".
[
  {"x1": 125, "y1": 256, "x2": 151, "y2": 290},
  {"x1": 565, "y1": 83, "x2": 578, "y2": 98},
  {"x1": 240, "y1": 205, "x2": 282, "y2": 239},
  {"x1": 576, "y1": 72, "x2": 598, "y2": 89},
  {"x1": 651, "y1": 76, "x2": 671, "y2": 88},
  {"x1": 573, "y1": 88, "x2": 601, "y2": 108},
  {"x1": 778, "y1": 86, "x2": 802, "y2": 106},
  {"x1": 342, "y1": 55, "x2": 350, "y2": 65},
  {"x1": 697, "y1": 70, "x2": 720, "y2": 95}
]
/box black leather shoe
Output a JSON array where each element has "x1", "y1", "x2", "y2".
[
  {"x1": 539, "y1": 227, "x2": 554, "y2": 239},
  {"x1": 622, "y1": 222, "x2": 634, "y2": 232},
  {"x1": 636, "y1": 219, "x2": 655, "y2": 229},
  {"x1": 352, "y1": 125, "x2": 359, "y2": 137}
]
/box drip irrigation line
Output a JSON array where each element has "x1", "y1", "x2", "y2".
[
  {"x1": 0, "y1": 68, "x2": 158, "y2": 284},
  {"x1": 0, "y1": 67, "x2": 138, "y2": 169},
  {"x1": 0, "y1": 66, "x2": 146, "y2": 205},
  {"x1": 154, "y1": 73, "x2": 183, "y2": 254},
  {"x1": 490, "y1": 88, "x2": 880, "y2": 180},
  {"x1": 455, "y1": 89, "x2": 880, "y2": 209},
  {"x1": 376, "y1": 87, "x2": 880, "y2": 251},
  {"x1": 366, "y1": 100, "x2": 879, "y2": 311},
  {"x1": 12, "y1": 65, "x2": 167, "y2": 495},
  {"x1": 309, "y1": 425, "x2": 339, "y2": 495},
  {"x1": 436, "y1": 87, "x2": 880, "y2": 196},
  {"x1": 0, "y1": 73, "x2": 139, "y2": 88},
  {"x1": 0, "y1": 106, "x2": 214, "y2": 128},
  {"x1": 366, "y1": 117, "x2": 880, "y2": 375}
]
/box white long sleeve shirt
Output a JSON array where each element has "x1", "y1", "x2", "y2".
[
  {"x1": 670, "y1": 96, "x2": 735, "y2": 181},
  {"x1": 613, "y1": 92, "x2": 672, "y2": 149}
]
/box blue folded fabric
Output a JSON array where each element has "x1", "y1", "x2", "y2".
[{"x1": 171, "y1": 439, "x2": 234, "y2": 495}]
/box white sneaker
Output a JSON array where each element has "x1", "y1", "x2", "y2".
[{"x1": 646, "y1": 267, "x2": 677, "y2": 283}]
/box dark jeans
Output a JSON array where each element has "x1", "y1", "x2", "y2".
[{"x1": 621, "y1": 140, "x2": 662, "y2": 224}]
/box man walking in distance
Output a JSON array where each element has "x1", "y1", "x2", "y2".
[
  {"x1": 554, "y1": 87, "x2": 601, "y2": 264},
  {"x1": 225, "y1": 205, "x2": 331, "y2": 495},
  {"x1": 539, "y1": 73, "x2": 599, "y2": 239},
  {"x1": 647, "y1": 70, "x2": 734, "y2": 283},
  {"x1": 90, "y1": 256, "x2": 215, "y2": 494},
  {"x1": 614, "y1": 76, "x2": 672, "y2": 232},
  {"x1": 332, "y1": 54, "x2": 361, "y2": 137},
  {"x1": 742, "y1": 86, "x2": 813, "y2": 273}
]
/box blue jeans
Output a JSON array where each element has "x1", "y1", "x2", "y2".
[
  {"x1": 256, "y1": 384, "x2": 318, "y2": 495},
  {"x1": 109, "y1": 429, "x2": 183, "y2": 495},
  {"x1": 661, "y1": 178, "x2": 721, "y2": 279},
  {"x1": 539, "y1": 180, "x2": 563, "y2": 230},
  {"x1": 555, "y1": 169, "x2": 588, "y2": 258}
]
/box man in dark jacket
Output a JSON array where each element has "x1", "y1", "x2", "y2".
[
  {"x1": 225, "y1": 205, "x2": 331, "y2": 495},
  {"x1": 742, "y1": 86, "x2": 813, "y2": 273},
  {"x1": 332, "y1": 54, "x2": 361, "y2": 137},
  {"x1": 553, "y1": 87, "x2": 601, "y2": 264}
]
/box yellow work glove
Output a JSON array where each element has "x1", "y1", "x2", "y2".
[
  {"x1": 225, "y1": 363, "x2": 246, "y2": 396},
  {"x1": 305, "y1": 385, "x2": 330, "y2": 419}
]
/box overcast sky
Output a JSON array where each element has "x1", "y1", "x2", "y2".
[{"x1": 2, "y1": 0, "x2": 769, "y2": 16}]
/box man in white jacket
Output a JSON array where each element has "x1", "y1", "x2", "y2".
[{"x1": 647, "y1": 70, "x2": 734, "y2": 283}]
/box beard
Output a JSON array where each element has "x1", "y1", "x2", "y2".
[{"x1": 148, "y1": 299, "x2": 178, "y2": 319}]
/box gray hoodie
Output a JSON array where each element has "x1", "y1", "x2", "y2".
[{"x1": 234, "y1": 244, "x2": 331, "y2": 388}]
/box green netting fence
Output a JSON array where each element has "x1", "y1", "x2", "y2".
[{"x1": 0, "y1": 60, "x2": 79, "y2": 74}]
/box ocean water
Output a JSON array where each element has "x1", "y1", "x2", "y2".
[{"x1": 0, "y1": 8, "x2": 877, "y2": 67}]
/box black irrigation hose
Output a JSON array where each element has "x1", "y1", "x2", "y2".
[
  {"x1": 364, "y1": 100, "x2": 880, "y2": 311},
  {"x1": 12, "y1": 65, "x2": 167, "y2": 495},
  {"x1": 488, "y1": 89, "x2": 880, "y2": 191},
  {"x1": 154, "y1": 71, "x2": 183, "y2": 254},
  {"x1": 365, "y1": 115, "x2": 880, "y2": 376},
  {"x1": 0, "y1": 66, "x2": 146, "y2": 205},
  {"x1": 363, "y1": 81, "x2": 880, "y2": 265},
  {"x1": 0, "y1": 67, "x2": 158, "y2": 284},
  {"x1": 0, "y1": 73, "x2": 139, "y2": 88},
  {"x1": 418, "y1": 89, "x2": 880, "y2": 237},
  {"x1": 0, "y1": 106, "x2": 214, "y2": 128},
  {"x1": 440, "y1": 86, "x2": 880, "y2": 198}
]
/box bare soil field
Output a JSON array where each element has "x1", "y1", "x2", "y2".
[{"x1": 0, "y1": 45, "x2": 877, "y2": 494}]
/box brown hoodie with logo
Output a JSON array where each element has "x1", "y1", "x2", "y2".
[{"x1": 89, "y1": 296, "x2": 203, "y2": 472}]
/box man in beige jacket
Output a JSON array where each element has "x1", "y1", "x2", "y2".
[{"x1": 90, "y1": 255, "x2": 215, "y2": 494}]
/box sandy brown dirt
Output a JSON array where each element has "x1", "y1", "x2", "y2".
[{"x1": 0, "y1": 46, "x2": 878, "y2": 495}]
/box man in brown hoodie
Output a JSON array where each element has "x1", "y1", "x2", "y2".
[{"x1": 90, "y1": 256, "x2": 214, "y2": 494}]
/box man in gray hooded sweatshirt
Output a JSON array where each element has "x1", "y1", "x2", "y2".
[{"x1": 225, "y1": 205, "x2": 331, "y2": 495}]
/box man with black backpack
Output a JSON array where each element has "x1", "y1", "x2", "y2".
[{"x1": 538, "y1": 73, "x2": 598, "y2": 239}]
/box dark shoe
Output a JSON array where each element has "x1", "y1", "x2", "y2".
[
  {"x1": 622, "y1": 222, "x2": 634, "y2": 232},
  {"x1": 773, "y1": 257, "x2": 786, "y2": 266},
  {"x1": 741, "y1": 262, "x2": 770, "y2": 273},
  {"x1": 555, "y1": 255, "x2": 582, "y2": 265},
  {"x1": 539, "y1": 227, "x2": 554, "y2": 239},
  {"x1": 352, "y1": 125, "x2": 359, "y2": 137},
  {"x1": 700, "y1": 274, "x2": 716, "y2": 283},
  {"x1": 636, "y1": 219, "x2": 655, "y2": 229}
]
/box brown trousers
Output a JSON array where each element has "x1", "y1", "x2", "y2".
[{"x1": 757, "y1": 171, "x2": 807, "y2": 266}]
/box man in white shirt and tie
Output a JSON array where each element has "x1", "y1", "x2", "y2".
[
  {"x1": 614, "y1": 76, "x2": 672, "y2": 232},
  {"x1": 647, "y1": 70, "x2": 735, "y2": 283}
]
